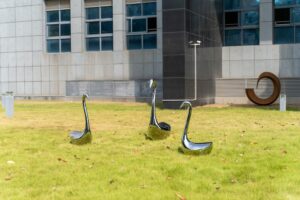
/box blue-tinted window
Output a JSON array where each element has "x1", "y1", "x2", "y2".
[
  {"x1": 143, "y1": 34, "x2": 157, "y2": 49},
  {"x1": 127, "y1": 35, "x2": 142, "y2": 49},
  {"x1": 225, "y1": 29, "x2": 241, "y2": 46},
  {"x1": 242, "y1": 11, "x2": 259, "y2": 25},
  {"x1": 295, "y1": 26, "x2": 300, "y2": 42},
  {"x1": 102, "y1": 36, "x2": 113, "y2": 51},
  {"x1": 143, "y1": 2, "x2": 156, "y2": 15},
  {"x1": 86, "y1": 8, "x2": 99, "y2": 19},
  {"x1": 61, "y1": 10, "x2": 70, "y2": 21},
  {"x1": 87, "y1": 22, "x2": 100, "y2": 34},
  {"x1": 274, "y1": 26, "x2": 294, "y2": 43},
  {"x1": 101, "y1": 6, "x2": 112, "y2": 18},
  {"x1": 132, "y1": 19, "x2": 146, "y2": 32},
  {"x1": 48, "y1": 25, "x2": 59, "y2": 37},
  {"x1": 293, "y1": 7, "x2": 300, "y2": 22},
  {"x1": 86, "y1": 38, "x2": 100, "y2": 51},
  {"x1": 47, "y1": 39, "x2": 60, "y2": 53},
  {"x1": 61, "y1": 24, "x2": 71, "y2": 36},
  {"x1": 127, "y1": 4, "x2": 142, "y2": 16},
  {"x1": 275, "y1": 0, "x2": 295, "y2": 7},
  {"x1": 224, "y1": 0, "x2": 240, "y2": 10},
  {"x1": 101, "y1": 21, "x2": 113, "y2": 34},
  {"x1": 243, "y1": 29, "x2": 259, "y2": 45},
  {"x1": 61, "y1": 39, "x2": 71, "y2": 52},
  {"x1": 127, "y1": 19, "x2": 132, "y2": 32},
  {"x1": 243, "y1": 0, "x2": 260, "y2": 9},
  {"x1": 47, "y1": 11, "x2": 59, "y2": 22}
]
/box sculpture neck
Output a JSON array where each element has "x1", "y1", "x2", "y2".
[
  {"x1": 150, "y1": 88, "x2": 159, "y2": 126},
  {"x1": 83, "y1": 99, "x2": 90, "y2": 132},
  {"x1": 183, "y1": 106, "x2": 192, "y2": 139}
]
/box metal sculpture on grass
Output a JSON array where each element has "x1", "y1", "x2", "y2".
[
  {"x1": 146, "y1": 79, "x2": 172, "y2": 140},
  {"x1": 246, "y1": 72, "x2": 281, "y2": 106},
  {"x1": 178, "y1": 101, "x2": 213, "y2": 155},
  {"x1": 70, "y1": 94, "x2": 92, "y2": 145}
]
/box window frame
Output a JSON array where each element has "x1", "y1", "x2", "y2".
[
  {"x1": 273, "y1": 1, "x2": 300, "y2": 44},
  {"x1": 223, "y1": 1, "x2": 260, "y2": 46},
  {"x1": 126, "y1": 1, "x2": 157, "y2": 50},
  {"x1": 85, "y1": 5, "x2": 114, "y2": 51},
  {"x1": 46, "y1": 8, "x2": 71, "y2": 53}
]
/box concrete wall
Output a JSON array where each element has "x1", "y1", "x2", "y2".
[{"x1": 0, "y1": 0, "x2": 163, "y2": 100}]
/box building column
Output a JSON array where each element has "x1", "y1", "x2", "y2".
[
  {"x1": 113, "y1": 0, "x2": 126, "y2": 79},
  {"x1": 70, "y1": 0, "x2": 84, "y2": 52},
  {"x1": 260, "y1": 0, "x2": 273, "y2": 45}
]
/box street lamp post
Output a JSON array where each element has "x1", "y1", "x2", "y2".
[{"x1": 189, "y1": 40, "x2": 201, "y2": 100}]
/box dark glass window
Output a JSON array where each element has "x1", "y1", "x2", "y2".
[
  {"x1": 148, "y1": 17, "x2": 157, "y2": 32},
  {"x1": 86, "y1": 38, "x2": 100, "y2": 51},
  {"x1": 143, "y1": 2, "x2": 156, "y2": 15},
  {"x1": 127, "y1": 4, "x2": 142, "y2": 17},
  {"x1": 86, "y1": 8, "x2": 99, "y2": 19},
  {"x1": 224, "y1": 0, "x2": 240, "y2": 10},
  {"x1": 87, "y1": 22, "x2": 100, "y2": 35},
  {"x1": 243, "y1": 0, "x2": 260, "y2": 9},
  {"x1": 225, "y1": 29, "x2": 241, "y2": 46},
  {"x1": 127, "y1": 35, "x2": 142, "y2": 49},
  {"x1": 102, "y1": 36, "x2": 113, "y2": 51},
  {"x1": 293, "y1": 7, "x2": 300, "y2": 22},
  {"x1": 224, "y1": 0, "x2": 259, "y2": 46},
  {"x1": 61, "y1": 10, "x2": 70, "y2": 21},
  {"x1": 143, "y1": 34, "x2": 157, "y2": 49},
  {"x1": 47, "y1": 11, "x2": 59, "y2": 22},
  {"x1": 86, "y1": 6, "x2": 113, "y2": 51},
  {"x1": 225, "y1": 12, "x2": 239, "y2": 27},
  {"x1": 274, "y1": 26, "x2": 294, "y2": 44},
  {"x1": 126, "y1": 2, "x2": 157, "y2": 50},
  {"x1": 46, "y1": 9, "x2": 71, "y2": 53},
  {"x1": 61, "y1": 24, "x2": 71, "y2": 36},
  {"x1": 101, "y1": 6, "x2": 112, "y2": 18},
  {"x1": 243, "y1": 29, "x2": 259, "y2": 45},
  {"x1": 47, "y1": 39, "x2": 60, "y2": 53},
  {"x1": 101, "y1": 21, "x2": 113, "y2": 34},
  {"x1": 242, "y1": 11, "x2": 259, "y2": 25},
  {"x1": 61, "y1": 39, "x2": 71, "y2": 52},
  {"x1": 275, "y1": 8, "x2": 291, "y2": 24},
  {"x1": 132, "y1": 19, "x2": 146, "y2": 32},
  {"x1": 295, "y1": 26, "x2": 300, "y2": 42},
  {"x1": 48, "y1": 25, "x2": 59, "y2": 37},
  {"x1": 275, "y1": 0, "x2": 295, "y2": 7}
]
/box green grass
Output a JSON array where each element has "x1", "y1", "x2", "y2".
[{"x1": 0, "y1": 101, "x2": 300, "y2": 200}]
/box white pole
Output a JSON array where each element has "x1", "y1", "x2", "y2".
[{"x1": 194, "y1": 44, "x2": 197, "y2": 100}]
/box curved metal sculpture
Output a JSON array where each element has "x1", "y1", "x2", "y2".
[
  {"x1": 146, "y1": 79, "x2": 171, "y2": 140},
  {"x1": 179, "y1": 101, "x2": 213, "y2": 155},
  {"x1": 246, "y1": 72, "x2": 281, "y2": 106},
  {"x1": 70, "y1": 94, "x2": 92, "y2": 145}
]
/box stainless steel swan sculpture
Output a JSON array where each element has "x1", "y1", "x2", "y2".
[
  {"x1": 70, "y1": 94, "x2": 92, "y2": 145},
  {"x1": 145, "y1": 79, "x2": 172, "y2": 140},
  {"x1": 179, "y1": 101, "x2": 213, "y2": 155}
]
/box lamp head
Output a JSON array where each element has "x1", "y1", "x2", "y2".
[{"x1": 149, "y1": 79, "x2": 157, "y2": 89}]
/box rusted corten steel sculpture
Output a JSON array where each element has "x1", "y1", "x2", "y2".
[{"x1": 246, "y1": 72, "x2": 281, "y2": 106}]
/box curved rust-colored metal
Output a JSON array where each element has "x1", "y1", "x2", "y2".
[{"x1": 246, "y1": 72, "x2": 281, "y2": 106}]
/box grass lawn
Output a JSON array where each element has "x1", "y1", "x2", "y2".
[{"x1": 0, "y1": 101, "x2": 300, "y2": 200}]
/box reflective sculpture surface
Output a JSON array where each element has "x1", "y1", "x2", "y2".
[
  {"x1": 246, "y1": 72, "x2": 281, "y2": 106},
  {"x1": 146, "y1": 79, "x2": 171, "y2": 140},
  {"x1": 70, "y1": 94, "x2": 92, "y2": 145},
  {"x1": 179, "y1": 101, "x2": 213, "y2": 155}
]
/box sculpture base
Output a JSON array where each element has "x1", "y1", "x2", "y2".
[
  {"x1": 70, "y1": 131, "x2": 92, "y2": 145},
  {"x1": 178, "y1": 145, "x2": 213, "y2": 156},
  {"x1": 145, "y1": 125, "x2": 171, "y2": 140}
]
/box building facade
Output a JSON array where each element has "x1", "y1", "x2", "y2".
[{"x1": 0, "y1": 0, "x2": 300, "y2": 105}]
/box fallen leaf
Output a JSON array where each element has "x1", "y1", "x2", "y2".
[{"x1": 175, "y1": 193, "x2": 186, "y2": 200}]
